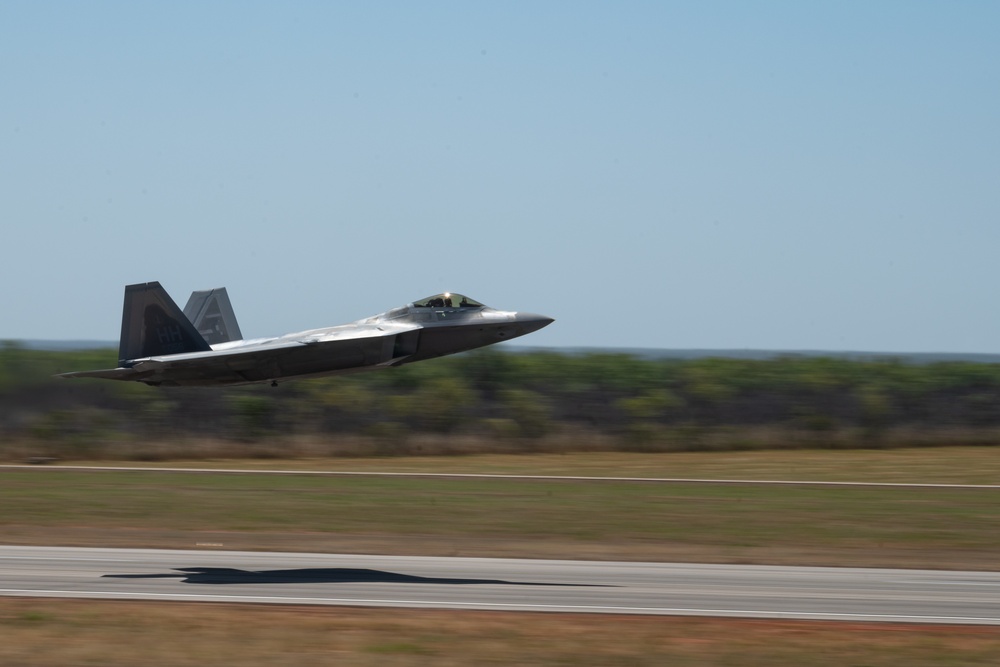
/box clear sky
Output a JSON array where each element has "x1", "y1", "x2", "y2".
[{"x1": 3, "y1": 2, "x2": 998, "y2": 352}]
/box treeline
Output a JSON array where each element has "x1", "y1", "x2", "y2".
[{"x1": 3, "y1": 341, "x2": 1000, "y2": 460}]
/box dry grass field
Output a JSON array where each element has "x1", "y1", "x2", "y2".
[
  {"x1": 3, "y1": 448, "x2": 1000, "y2": 569},
  {"x1": 59, "y1": 444, "x2": 1000, "y2": 483},
  {"x1": 2, "y1": 598, "x2": 1000, "y2": 667}
]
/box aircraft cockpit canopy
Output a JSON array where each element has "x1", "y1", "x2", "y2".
[{"x1": 412, "y1": 293, "x2": 484, "y2": 309}]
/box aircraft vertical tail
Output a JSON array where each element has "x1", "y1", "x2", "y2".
[
  {"x1": 119, "y1": 282, "x2": 212, "y2": 364},
  {"x1": 183, "y1": 287, "x2": 243, "y2": 345}
]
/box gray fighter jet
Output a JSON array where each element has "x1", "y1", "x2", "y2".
[{"x1": 57, "y1": 282, "x2": 553, "y2": 387}]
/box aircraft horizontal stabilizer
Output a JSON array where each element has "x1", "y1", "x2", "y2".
[{"x1": 56, "y1": 367, "x2": 138, "y2": 381}]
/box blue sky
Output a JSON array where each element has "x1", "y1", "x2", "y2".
[{"x1": 3, "y1": 2, "x2": 999, "y2": 352}]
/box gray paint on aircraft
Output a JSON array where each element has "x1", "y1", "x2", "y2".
[{"x1": 59, "y1": 283, "x2": 553, "y2": 387}]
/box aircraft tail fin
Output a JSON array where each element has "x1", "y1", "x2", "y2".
[
  {"x1": 119, "y1": 282, "x2": 212, "y2": 364},
  {"x1": 182, "y1": 287, "x2": 243, "y2": 345}
]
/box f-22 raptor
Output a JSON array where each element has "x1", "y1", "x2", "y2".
[{"x1": 58, "y1": 282, "x2": 553, "y2": 387}]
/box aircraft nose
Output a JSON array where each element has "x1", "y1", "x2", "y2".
[{"x1": 514, "y1": 312, "x2": 555, "y2": 335}]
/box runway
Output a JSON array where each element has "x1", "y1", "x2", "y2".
[{"x1": 1, "y1": 546, "x2": 998, "y2": 624}]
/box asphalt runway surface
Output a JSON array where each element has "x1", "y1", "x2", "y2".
[{"x1": 1, "y1": 546, "x2": 999, "y2": 624}]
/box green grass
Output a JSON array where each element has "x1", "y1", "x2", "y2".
[{"x1": 3, "y1": 467, "x2": 998, "y2": 569}]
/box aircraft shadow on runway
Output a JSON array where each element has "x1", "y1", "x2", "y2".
[{"x1": 103, "y1": 567, "x2": 608, "y2": 587}]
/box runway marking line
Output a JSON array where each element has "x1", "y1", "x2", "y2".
[{"x1": 2, "y1": 465, "x2": 997, "y2": 489}]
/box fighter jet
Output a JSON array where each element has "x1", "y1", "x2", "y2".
[{"x1": 57, "y1": 282, "x2": 553, "y2": 387}]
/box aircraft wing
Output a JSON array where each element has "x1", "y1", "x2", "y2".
[
  {"x1": 57, "y1": 323, "x2": 422, "y2": 385},
  {"x1": 125, "y1": 339, "x2": 311, "y2": 384},
  {"x1": 55, "y1": 339, "x2": 309, "y2": 384}
]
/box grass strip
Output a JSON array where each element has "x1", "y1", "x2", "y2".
[
  {"x1": 2, "y1": 598, "x2": 999, "y2": 667},
  {"x1": 3, "y1": 468, "x2": 998, "y2": 569},
  {"x1": 59, "y1": 445, "x2": 1000, "y2": 484}
]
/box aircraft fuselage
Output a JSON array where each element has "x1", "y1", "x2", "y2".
[{"x1": 57, "y1": 284, "x2": 552, "y2": 387}]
